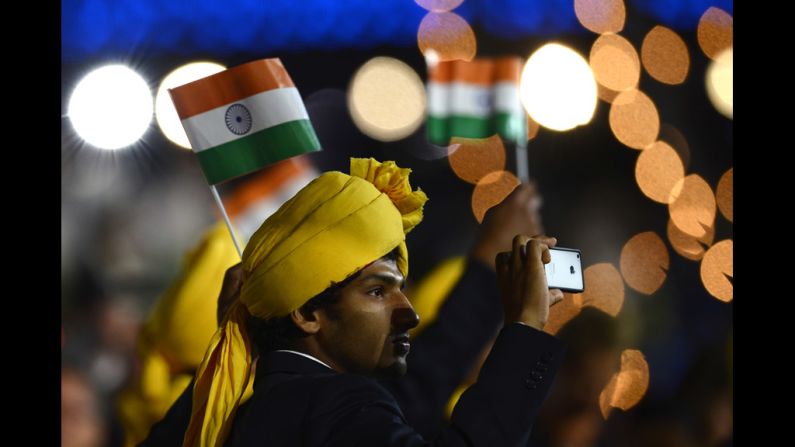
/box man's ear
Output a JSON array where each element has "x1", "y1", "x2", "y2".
[{"x1": 289, "y1": 307, "x2": 321, "y2": 335}]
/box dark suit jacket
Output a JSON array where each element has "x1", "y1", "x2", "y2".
[{"x1": 224, "y1": 323, "x2": 563, "y2": 446}]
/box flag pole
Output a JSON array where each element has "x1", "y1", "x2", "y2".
[
  {"x1": 210, "y1": 185, "x2": 244, "y2": 259},
  {"x1": 516, "y1": 115, "x2": 529, "y2": 183}
]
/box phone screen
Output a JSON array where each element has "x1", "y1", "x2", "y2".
[{"x1": 545, "y1": 247, "x2": 584, "y2": 293}]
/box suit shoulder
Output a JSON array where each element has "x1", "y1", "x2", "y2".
[{"x1": 312, "y1": 372, "x2": 399, "y2": 406}]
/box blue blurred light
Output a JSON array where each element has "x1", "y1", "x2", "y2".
[
  {"x1": 62, "y1": 0, "x2": 732, "y2": 62},
  {"x1": 633, "y1": 0, "x2": 733, "y2": 31},
  {"x1": 478, "y1": 0, "x2": 581, "y2": 38}
]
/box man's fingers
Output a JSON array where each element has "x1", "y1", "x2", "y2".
[
  {"x1": 495, "y1": 252, "x2": 510, "y2": 277},
  {"x1": 511, "y1": 234, "x2": 530, "y2": 271},
  {"x1": 536, "y1": 236, "x2": 557, "y2": 265},
  {"x1": 549, "y1": 289, "x2": 564, "y2": 306},
  {"x1": 509, "y1": 234, "x2": 558, "y2": 273},
  {"x1": 524, "y1": 239, "x2": 549, "y2": 262},
  {"x1": 541, "y1": 246, "x2": 551, "y2": 264},
  {"x1": 532, "y1": 235, "x2": 557, "y2": 248}
]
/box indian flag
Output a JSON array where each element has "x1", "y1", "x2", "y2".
[
  {"x1": 169, "y1": 58, "x2": 321, "y2": 184},
  {"x1": 426, "y1": 57, "x2": 525, "y2": 145},
  {"x1": 426, "y1": 61, "x2": 451, "y2": 145},
  {"x1": 492, "y1": 57, "x2": 525, "y2": 144}
]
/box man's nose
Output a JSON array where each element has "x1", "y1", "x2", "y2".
[{"x1": 392, "y1": 293, "x2": 420, "y2": 330}]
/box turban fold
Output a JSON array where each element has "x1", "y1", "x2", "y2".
[{"x1": 183, "y1": 158, "x2": 427, "y2": 447}]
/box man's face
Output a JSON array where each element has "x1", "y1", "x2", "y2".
[{"x1": 317, "y1": 257, "x2": 419, "y2": 377}]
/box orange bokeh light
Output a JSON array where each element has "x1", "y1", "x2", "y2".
[
  {"x1": 609, "y1": 90, "x2": 659, "y2": 150},
  {"x1": 669, "y1": 174, "x2": 716, "y2": 238},
  {"x1": 641, "y1": 26, "x2": 690, "y2": 85},
  {"x1": 716, "y1": 168, "x2": 733, "y2": 223},
  {"x1": 448, "y1": 134, "x2": 506, "y2": 184},
  {"x1": 590, "y1": 33, "x2": 640, "y2": 93},
  {"x1": 600, "y1": 349, "x2": 650, "y2": 418},
  {"x1": 635, "y1": 141, "x2": 685, "y2": 204},
  {"x1": 544, "y1": 292, "x2": 584, "y2": 335},
  {"x1": 574, "y1": 0, "x2": 626, "y2": 34},
  {"x1": 667, "y1": 218, "x2": 714, "y2": 261},
  {"x1": 597, "y1": 84, "x2": 620, "y2": 104},
  {"x1": 581, "y1": 263, "x2": 624, "y2": 317},
  {"x1": 471, "y1": 170, "x2": 521, "y2": 223},
  {"x1": 701, "y1": 239, "x2": 733, "y2": 302},
  {"x1": 620, "y1": 232, "x2": 669, "y2": 295},
  {"x1": 697, "y1": 7, "x2": 733, "y2": 60},
  {"x1": 418, "y1": 12, "x2": 477, "y2": 62}
]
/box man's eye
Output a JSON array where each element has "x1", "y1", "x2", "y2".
[{"x1": 367, "y1": 287, "x2": 385, "y2": 297}]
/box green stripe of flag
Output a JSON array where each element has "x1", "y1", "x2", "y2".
[
  {"x1": 427, "y1": 116, "x2": 449, "y2": 145},
  {"x1": 196, "y1": 120, "x2": 320, "y2": 184},
  {"x1": 448, "y1": 116, "x2": 492, "y2": 139},
  {"x1": 428, "y1": 114, "x2": 524, "y2": 145}
]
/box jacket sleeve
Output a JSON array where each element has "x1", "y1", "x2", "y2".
[{"x1": 450, "y1": 323, "x2": 564, "y2": 446}]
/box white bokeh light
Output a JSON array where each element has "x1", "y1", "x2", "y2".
[
  {"x1": 519, "y1": 43, "x2": 598, "y2": 131},
  {"x1": 67, "y1": 65, "x2": 153, "y2": 150},
  {"x1": 155, "y1": 61, "x2": 226, "y2": 149},
  {"x1": 348, "y1": 56, "x2": 427, "y2": 142},
  {"x1": 706, "y1": 47, "x2": 732, "y2": 119}
]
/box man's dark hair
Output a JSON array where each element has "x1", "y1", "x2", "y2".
[{"x1": 248, "y1": 248, "x2": 400, "y2": 353}]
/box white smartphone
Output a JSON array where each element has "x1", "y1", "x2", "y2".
[{"x1": 545, "y1": 247, "x2": 584, "y2": 293}]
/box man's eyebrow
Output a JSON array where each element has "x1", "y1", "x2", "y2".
[{"x1": 359, "y1": 273, "x2": 407, "y2": 289}]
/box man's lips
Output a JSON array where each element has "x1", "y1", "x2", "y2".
[{"x1": 392, "y1": 333, "x2": 411, "y2": 356}]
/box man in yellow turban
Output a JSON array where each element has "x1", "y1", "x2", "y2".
[{"x1": 146, "y1": 157, "x2": 565, "y2": 446}]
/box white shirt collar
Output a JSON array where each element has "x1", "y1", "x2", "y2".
[{"x1": 274, "y1": 349, "x2": 333, "y2": 370}]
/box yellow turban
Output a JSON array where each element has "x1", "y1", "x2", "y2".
[
  {"x1": 183, "y1": 158, "x2": 428, "y2": 447},
  {"x1": 117, "y1": 222, "x2": 240, "y2": 447}
]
